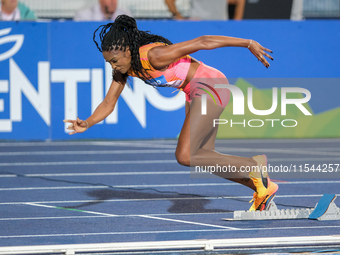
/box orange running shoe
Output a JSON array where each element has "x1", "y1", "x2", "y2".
[{"x1": 249, "y1": 154, "x2": 278, "y2": 211}]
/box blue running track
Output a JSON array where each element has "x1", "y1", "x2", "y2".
[{"x1": 0, "y1": 139, "x2": 339, "y2": 254}]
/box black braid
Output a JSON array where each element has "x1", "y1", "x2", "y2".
[{"x1": 93, "y1": 15, "x2": 172, "y2": 83}]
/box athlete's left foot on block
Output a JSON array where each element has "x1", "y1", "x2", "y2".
[
  {"x1": 249, "y1": 181, "x2": 278, "y2": 211},
  {"x1": 249, "y1": 154, "x2": 279, "y2": 211}
]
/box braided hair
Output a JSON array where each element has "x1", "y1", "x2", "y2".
[{"x1": 93, "y1": 15, "x2": 172, "y2": 83}]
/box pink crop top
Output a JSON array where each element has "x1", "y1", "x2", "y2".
[{"x1": 128, "y1": 42, "x2": 192, "y2": 88}]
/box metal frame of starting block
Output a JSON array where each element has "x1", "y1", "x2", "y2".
[{"x1": 224, "y1": 194, "x2": 340, "y2": 221}]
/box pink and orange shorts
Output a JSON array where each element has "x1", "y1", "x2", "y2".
[{"x1": 182, "y1": 62, "x2": 230, "y2": 107}]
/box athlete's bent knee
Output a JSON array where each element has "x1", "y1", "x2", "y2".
[{"x1": 175, "y1": 150, "x2": 190, "y2": 166}]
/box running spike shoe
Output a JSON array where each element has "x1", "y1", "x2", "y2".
[{"x1": 249, "y1": 154, "x2": 278, "y2": 211}]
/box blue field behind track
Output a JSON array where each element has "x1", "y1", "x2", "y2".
[{"x1": 0, "y1": 139, "x2": 339, "y2": 254}]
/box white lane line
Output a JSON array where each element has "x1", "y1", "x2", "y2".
[
  {"x1": 0, "y1": 230, "x2": 219, "y2": 239},
  {"x1": 1, "y1": 181, "x2": 340, "y2": 191},
  {"x1": 2, "y1": 148, "x2": 340, "y2": 157},
  {"x1": 0, "y1": 171, "x2": 187, "y2": 178},
  {"x1": 217, "y1": 148, "x2": 340, "y2": 157},
  {"x1": 25, "y1": 203, "x2": 118, "y2": 217},
  {"x1": 0, "y1": 149, "x2": 174, "y2": 156},
  {"x1": 1, "y1": 157, "x2": 339, "y2": 167},
  {"x1": 0, "y1": 159, "x2": 177, "y2": 167},
  {"x1": 0, "y1": 141, "x2": 177, "y2": 149},
  {"x1": 0, "y1": 183, "x2": 232, "y2": 191},
  {"x1": 1, "y1": 138, "x2": 340, "y2": 147},
  {"x1": 137, "y1": 215, "x2": 238, "y2": 230},
  {"x1": 2, "y1": 147, "x2": 339, "y2": 157},
  {"x1": 0, "y1": 197, "x2": 222, "y2": 205},
  {"x1": 269, "y1": 157, "x2": 340, "y2": 162},
  {"x1": 25, "y1": 203, "x2": 237, "y2": 230},
  {"x1": 0, "y1": 186, "x2": 112, "y2": 191},
  {"x1": 313, "y1": 148, "x2": 340, "y2": 151},
  {"x1": 0, "y1": 225, "x2": 339, "y2": 239},
  {"x1": 244, "y1": 226, "x2": 340, "y2": 231},
  {"x1": 0, "y1": 212, "x2": 228, "y2": 221},
  {"x1": 1, "y1": 194, "x2": 339, "y2": 206},
  {"x1": 0, "y1": 216, "x2": 109, "y2": 221}
]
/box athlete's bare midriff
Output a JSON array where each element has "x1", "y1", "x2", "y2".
[{"x1": 180, "y1": 58, "x2": 200, "y2": 90}]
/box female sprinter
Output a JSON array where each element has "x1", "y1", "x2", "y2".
[{"x1": 64, "y1": 15, "x2": 277, "y2": 211}]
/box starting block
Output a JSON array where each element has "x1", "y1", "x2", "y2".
[{"x1": 223, "y1": 194, "x2": 340, "y2": 221}]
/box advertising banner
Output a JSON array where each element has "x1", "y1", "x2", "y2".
[{"x1": 0, "y1": 20, "x2": 339, "y2": 140}]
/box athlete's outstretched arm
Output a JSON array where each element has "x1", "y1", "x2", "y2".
[
  {"x1": 148, "y1": 35, "x2": 273, "y2": 70},
  {"x1": 63, "y1": 72, "x2": 126, "y2": 135}
]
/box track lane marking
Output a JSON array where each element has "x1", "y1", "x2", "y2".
[
  {"x1": 0, "y1": 225, "x2": 339, "y2": 239},
  {"x1": 0, "y1": 149, "x2": 174, "y2": 156},
  {"x1": 25, "y1": 203, "x2": 238, "y2": 230},
  {"x1": 0, "y1": 160, "x2": 178, "y2": 167},
  {"x1": 217, "y1": 148, "x2": 340, "y2": 156},
  {"x1": 1, "y1": 181, "x2": 340, "y2": 191},
  {"x1": 0, "y1": 138, "x2": 340, "y2": 147},
  {"x1": 0, "y1": 212, "x2": 229, "y2": 221},
  {"x1": 1, "y1": 194, "x2": 339, "y2": 205},
  {"x1": 1, "y1": 157, "x2": 339, "y2": 167},
  {"x1": 1, "y1": 148, "x2": 340, "y2": 157},
  {"x1": 0, "y1": 171, "x2": 187, "y2": 178}
]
